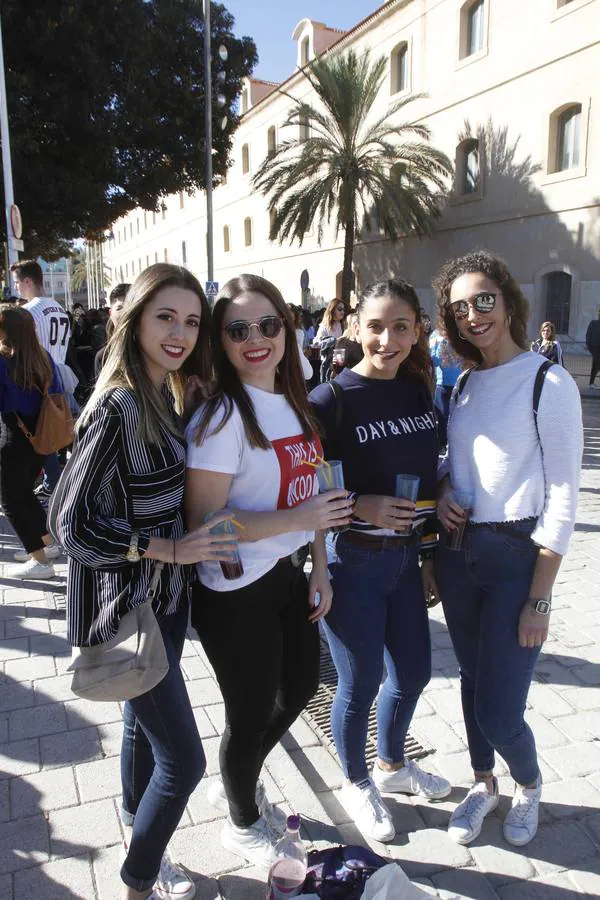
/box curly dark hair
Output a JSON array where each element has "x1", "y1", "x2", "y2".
[
  {"x1": 357, "y1": 279, "x2": 434, "y2": 392},
  {"x1": 432, "y1": 250, "x2": 529, "y2": 365}
]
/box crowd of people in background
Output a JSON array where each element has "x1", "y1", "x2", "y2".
[{"x1": 0, "y1": 253, "x2": 586, "y2": 900}]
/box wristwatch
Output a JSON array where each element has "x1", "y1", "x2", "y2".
[
  {"x1": 126, "y1": 530, "x2": 142, "y2": 563},
  {"x1": 530, "y1": 597, "x2": 551, "y2": 615}
]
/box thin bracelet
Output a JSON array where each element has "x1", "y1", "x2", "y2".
[{"x1": 172, "y1": 538, "x2": 177, "y2": 565}]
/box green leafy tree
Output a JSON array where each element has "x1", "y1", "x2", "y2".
[
  {"x1": 3, "y1": 1, "x2": 257, "y2": 259},
  {"x1": 253, "y1": 50, "x2": 453, "y2": 301}
]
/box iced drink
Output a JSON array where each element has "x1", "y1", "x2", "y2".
[
  {"x1": 395, "y1": 474, "x2": 420, "y2": 535},
  {"x1": 317, "y1": 460, "x2": 349, "y2": 534}
]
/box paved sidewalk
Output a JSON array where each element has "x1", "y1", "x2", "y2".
[{"x1": 0, "y1": 398, "x2": 599, "y2": 899}]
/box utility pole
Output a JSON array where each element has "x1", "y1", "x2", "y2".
[
  {"x1": 0, "y1": 15, "x2": 18, "y2": 288},
  {"x1": 204, "y1": 0, "x2": 214, "y2": 282}
]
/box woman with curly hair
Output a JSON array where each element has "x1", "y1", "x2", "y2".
[
  {"x1": 309, "y1": 279, "x2": 451, "y2": 844},
  {"x1": 433, "y1": 251, "x2": 582, "y2": 848},
  {"x1": 531, "y1": 321, "x2": 564, "y2": 366}
]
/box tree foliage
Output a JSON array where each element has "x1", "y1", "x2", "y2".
[
  {"x1": 253, "y1": 50, "x2": 453, "y2": 301},
  {"x1": 2, "y1": 1, "x2": 257, "y2": 259}
]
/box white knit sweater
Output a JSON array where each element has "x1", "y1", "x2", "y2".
[{"x1": 445, "y1": 351, "x2": 583, "y2": 556}]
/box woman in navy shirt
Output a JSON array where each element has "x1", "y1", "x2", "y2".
[
  {"x1": 309, "y1": 279, "x2": 451, "y2": 843},
  {"x1": 0, "y1": 304, "x2": 62, "y2": 580}
]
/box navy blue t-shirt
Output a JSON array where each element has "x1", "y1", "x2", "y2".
[{"x1": 309, "y1": 368, "x2": 438, "y2": 546}]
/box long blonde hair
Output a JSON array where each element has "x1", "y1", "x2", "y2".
[
  {"x1": 0, "y1": 305, "x2": 52, "y2": 392},
  {"x1": 322, "y1": 297, "x2": 347, "y2": 332},
  {"x1": 80, "y1": 264, "x2": 212, "y2": 445}
]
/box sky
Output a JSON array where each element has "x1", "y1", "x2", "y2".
[{"x1": 223, "y1": 0, "x2": 383, "y2": 83}]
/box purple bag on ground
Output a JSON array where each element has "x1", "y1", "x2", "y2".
[{"x1": 303, "y1": 845, "x2": 389, "y2": 899}]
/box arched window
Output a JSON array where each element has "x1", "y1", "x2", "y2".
[
  {"x1": 457, "y1": 139, "x2": 480, "y2": 195},
  {"x1": 269, "y1": 208, "x2": 277, "y2": 240},
  {"x1": 244, "y1": 217, "x2": 253, "y2": 247},
  {"x1": 459, "y1": 0, "x2": 485, "y2": 59},
  {"x1": 544, "y1": 271, "x2": 572, "y2": 335},
  {"x1": 390, "y1": 43, "x2": 408, "y2": 95},
  {"x1": 267, "y1": 126, "x2": 277, "y2": 156},
  {"x1": 299, "y1": 113, "x2": 310, "y2": 143},
  {"x1": 223, "y1": 225, "x2": 231, "y2": 253},
  {"x1": 242, "y1": 143, "x2": 250, "y2": 175},
  {"x1": 556, "y1": 104, "x2": 581, "y2": 172},
  {"x1": 301, "y1": 36, "x2": 310, "y2": 66}
]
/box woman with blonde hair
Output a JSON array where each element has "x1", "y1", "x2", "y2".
[
  {"x1": 531, "y1": 321, "x2": 563, "y2": 366},
  {"x1": 0, "y1": 304, "x2": 62, "y2": 579},
  {"x1": 313, "y1": 298, "x2": 347, "y2": 381},
  {"x1": 50, "y1": 263, "x2": 236, "y2": 900}
]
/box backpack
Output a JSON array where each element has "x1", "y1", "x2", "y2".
[
  {"x1": 302, "y1": 845, "x2": 389, "y2": 899},
  {"x1": 17, "y1": 387, "x2": 74, "y2": 455}
]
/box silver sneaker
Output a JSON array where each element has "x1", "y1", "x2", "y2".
[
  {"x1": 206, "y1": 777, "x2": 287, "y2": 835},
  {"x1": 221, "y1": 815, "x2": 279, "y2": 869},
  {"x1": 448, "y1": 779, "x2": 499, "y2": 845},
  {"x1": 373, "y1": 758, "x2": 451, "y2": 799},
  {"x1": 339, "y1": 779, "x2": 395, "y2": 843},
  {"x1": 503, "y1": 774, "x2": 542, "y2": 846}
]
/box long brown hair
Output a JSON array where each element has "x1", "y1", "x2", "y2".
[
  {"x1": 193, "y1": 274, "x2": 320, "y2": 450},
  {"x1": 322, "y1": 297, "x2": 347, "y2": 332},
  {"x1": 80, "y1": 264, "x2": 212, "y2": 445},
  {"x1": 0, "y1": 305, "x2": 52, "y2": 391},
  {"x1": 357, "y1": 280, "x2": 434, "y2": 391},
  {"x1": 433, "y1": 251, "x2": 529, "y2": 365}
]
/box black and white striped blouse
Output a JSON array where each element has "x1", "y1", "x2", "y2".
[{"x1": 49, "y1": 387, "x2": 187, "y2": 647}]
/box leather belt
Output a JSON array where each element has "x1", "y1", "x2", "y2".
[{"x1": 343, "y1": 530, "x2": 416, "y2": 551}]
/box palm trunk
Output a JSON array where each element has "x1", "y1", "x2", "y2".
[{"x1": 341, "y1": 212, "x2": 355, "y2": 302}]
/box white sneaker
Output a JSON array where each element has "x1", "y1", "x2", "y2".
[
  {"x1": 340, "y1": 779, "x2": 395, "y2": 843},
  {"x1": 120, "y1": 840, "x2": 195, "y2": 898},
  {"x1": 448, "y1": 779, "x2": 499, "y2": 845},
  {"x1": 13, "y1": 543, "x2": 61, "y2": 563},
  {"x1": 8, "y1": 558, "x2": 55, "y2": 581},
  {"x1": 373, "y1": 759, "x2": 451, "y2": 800},
  {"x1": 154, "y1": 852, "x2": 196, "y2": 898},
  {"x1": 206, "y1": 777, "x2": 287, "y2": 836},
  {"x1": 221, "y1": 815, "x2": 278, "y2": 869},
  {"x1": 503, "y1": 774, "x2": 542, "y2": 846}
]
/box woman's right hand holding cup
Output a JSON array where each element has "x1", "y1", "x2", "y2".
[{"x1": 295, "y1": 490, "x2": 354, "y2": 532}]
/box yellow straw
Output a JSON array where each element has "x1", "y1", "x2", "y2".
[{"x1": 229, "y1": 517, "x2": 246, "y2": 531}]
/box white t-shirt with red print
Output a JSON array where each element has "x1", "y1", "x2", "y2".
[{"x1": 185, "y1": 383, "x2": 322, "y2": 592}]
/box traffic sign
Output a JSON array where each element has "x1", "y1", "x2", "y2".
[
  {"x1": 10, "y1": 204, "x2": 22, "y2": 240},
  {"x1": 205, "y1": 281, "x2": 219, "y2": 304},
  {"x1": 8, "y1": 236, "x2": 24, "y2": 252}
]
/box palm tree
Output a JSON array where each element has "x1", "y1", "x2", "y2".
[
  {"x1": 69, "y1": 251, "x2": 88, "y2": 292},
  {"x1": 253, "y1": 50, "x2": 453, "y2": 301}
]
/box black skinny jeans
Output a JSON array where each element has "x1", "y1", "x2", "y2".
[
  {"x1": 590, "y1": 353, "x2": 600, "y2": 385},
  {"x1": 0, "y1": 414, "x2": 48, "y2": 554},
  {"x1": 192, "y1": 558, "x2": 320, "y2": 827}
]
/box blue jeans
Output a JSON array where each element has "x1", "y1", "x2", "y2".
[
  {"x1": 435, "y1": 521, "x2": 541, "y2": 786},
  {"x1": 43, "y1": 452, "x2": 61, "y2": 491},
  {"x1": 120, "y1": 598, "x2": 206, "y2": 892},
  {"x1": 323, "y1": 537, "x2": 431, "y2": 784}
]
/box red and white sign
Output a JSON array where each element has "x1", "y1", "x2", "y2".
[{"x1": 10, "y1": 204, "x2": 23, "y2": 240}]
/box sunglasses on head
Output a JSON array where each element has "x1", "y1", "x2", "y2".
[
  {"x1": 223, "y1": 315, "x2": 284, "y2": 343},
  {"x1": 450, "y1": 292, "x2": 497, "y2": 320}
]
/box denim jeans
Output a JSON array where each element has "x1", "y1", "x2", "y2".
[
  {"x1": 435, "y1": 521, "x2": 541, "y2": 786},
  {"x1": 323, "y1": 537, "x2": 431, "y2": 784},
  {"x1": 120, "y1": 598, "x2": 206, "y2": 892}
]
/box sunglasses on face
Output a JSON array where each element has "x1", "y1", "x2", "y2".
[
  {"x1": 223, "y1": 315, "x2": 284, "y2": 343},
  {"x1": 335, "y1": 305, "x2": 345, "y2": 313},
  {"x1": 450, "y1": 292, "x2": 497, "y2": 320}
]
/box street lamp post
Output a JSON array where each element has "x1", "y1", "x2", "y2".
[
  {"x1": 0, "y1": 15, "x2": 18, "y2": 287},
  {"x1": 203, "y1": 1, "x2": 227, "y2": 289}
]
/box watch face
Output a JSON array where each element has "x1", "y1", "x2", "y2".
[{"x1": 535, "y1": 599, "x2": 551, "y2": 615}]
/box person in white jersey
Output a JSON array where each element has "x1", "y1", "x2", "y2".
[
  {"x1": 185, "y1": 274, "x2": 353, "y2": 870},
  {"x1": 433, "y1": 251, "x2": 583, "y2": 849},
  {"x1": 11, "y1": 260, "x2": 71, "y2": 364}
]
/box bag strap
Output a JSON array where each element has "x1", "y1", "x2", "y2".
[
  {"x1": 454, "y1": 366, "x2": 476, "y2": 400},
  {"x1": 533, "y1": 358, "x2": 553, "y2": 446}
]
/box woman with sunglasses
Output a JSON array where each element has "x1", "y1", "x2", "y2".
[
  {"x1": 313, "y1": 298, "x2": 347, "y2": 382},
  {"x1": 309, "y1": 279, "x2": 451, "y2": 844},
  {"x1": 433, "y1": 251, "x2": 582, "y2": 848},
  {"x1": 185, "y1": 274, "x2": 353, "y2": 870}
]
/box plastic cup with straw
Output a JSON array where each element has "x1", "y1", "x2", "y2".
[
  {"x1": 204, "y1": 513, "x2": 245, "y2": 580},
  {"x1": 316, "y1": 459, "x2": 350, "y2": 534}
]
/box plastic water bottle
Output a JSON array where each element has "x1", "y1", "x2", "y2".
[{"x1": 266, "y1": 814, "x2": 307, "y2": 899}]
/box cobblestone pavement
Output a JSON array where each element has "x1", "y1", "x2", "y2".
[{"x1": 0, "y1": 398, "x2": 599, "y2": 899}]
